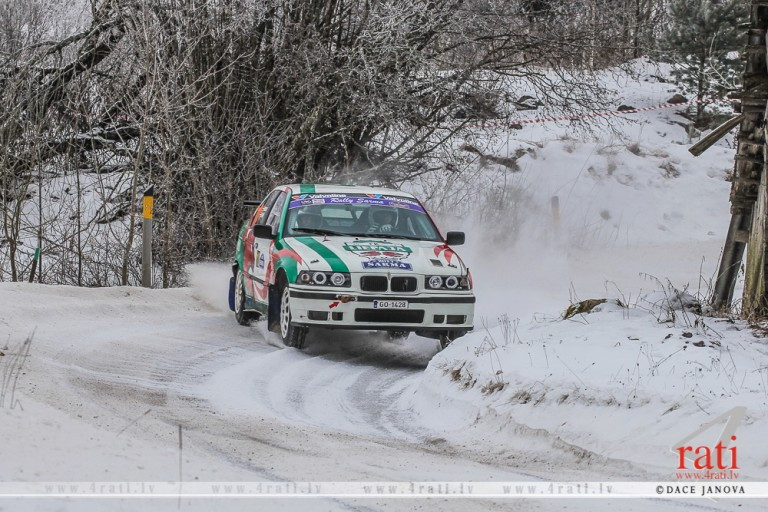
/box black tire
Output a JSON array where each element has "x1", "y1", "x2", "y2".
[
  {"x1": 234, "y1": 270, "x2": 258, "y2": 326},
  {"x1": 438, "y1": 333, "x2": 453, "y2": 351},
  {"x1": 278, "y1": 279, "x2": 308, "y2": 349},
  {"x1": 387, "y1": 330, "x2": 410, "y2": 340}
]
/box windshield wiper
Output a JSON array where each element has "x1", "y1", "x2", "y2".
[{"x1": 293, "y1": 227, "x2": 347, "y2": 236}]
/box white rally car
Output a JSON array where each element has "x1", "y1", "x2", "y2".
[{"x1": 230, "y1": 184, "x2": 475, "y2": 349}]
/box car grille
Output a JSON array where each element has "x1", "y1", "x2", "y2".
[
  {"x1": 390, "y1": 276, "x2": 417, "y2": 293},
  {"x1": 360, "y1": 275, "x2": 388, "y2": 292},
  {"x1": 354, "y1": 309, "x2": 425, "y2": 323}
]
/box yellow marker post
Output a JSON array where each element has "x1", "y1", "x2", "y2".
[
  {"x1": 143, "y1": 194, "x2": 154, "y2": 219},
  {"x1": 142, "y1": 185, "x2": 154, "y2": 288}
]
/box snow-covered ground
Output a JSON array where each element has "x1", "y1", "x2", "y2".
[{"x1": 2, "y1": 61, "x2": 767, "y2": 511}]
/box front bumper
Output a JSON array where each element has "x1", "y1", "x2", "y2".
[{"x1": 288, "y1": 287, "x2": 475, "y2": 332}]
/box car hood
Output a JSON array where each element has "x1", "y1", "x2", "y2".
[{"x1": 284, "y1": 236, "x2": 467, "y2": 275}]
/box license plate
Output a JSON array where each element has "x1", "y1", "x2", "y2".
[{"x1": 372, "y1": 300, "x2": 409, "y2": 309}]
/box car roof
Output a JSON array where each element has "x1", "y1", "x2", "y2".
[{"x1": 281, "y1": 184, "x2": 417, "y2": 199}]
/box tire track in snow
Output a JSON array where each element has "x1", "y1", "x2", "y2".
[
  {"x1": 200, "y1": 327, "x2": 440, "y2": 440},
  {"x1": 185, "y1": 265, "x2": 442, "y2": 439}
]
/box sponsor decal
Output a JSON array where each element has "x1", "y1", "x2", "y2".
[
  {"x1": 344, "y1": 241, "x2": 412, "y2": 256},
  {"x1": 344, "y1": 240, "x2": 414, "y2": 271},
  {"x1": 288, "y1": 193, "x2": 425, "y2": 212},
  {"x1": 363, "y1": 259, "x2": 413, "y2": 270},
  {"x1": 257, "y1": 251, "x2": 266, "y2": 269}
]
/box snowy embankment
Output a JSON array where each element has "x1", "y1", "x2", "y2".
[
  {"x1": 405, "y1": 292, "x2": 768, "y2": 479},
  {"x1": 404, "y1": 60, "x2": 768, "y2": 480}
]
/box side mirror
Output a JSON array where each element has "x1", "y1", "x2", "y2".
[
  {"x1": 445, "y1": 231, "x2": 465, "y2": 246},
  {"x1": 251, "y1": 223, "x2": 276, "y2": 240}
]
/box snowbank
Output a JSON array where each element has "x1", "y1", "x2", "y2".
[{"x1": 406, "y1": 287, "x2": 768, "y2": 479}]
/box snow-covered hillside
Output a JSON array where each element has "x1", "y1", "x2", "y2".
[
  {"x1": 1, "y1": 62, "x2": 766, "y2": 511},
  {"x1": 406, "y1": 60, "x2": 768, "y2": 482}
]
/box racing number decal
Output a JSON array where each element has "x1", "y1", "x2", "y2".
[{"x1": 250, "y1": 240, "x2": 277, "y2": 301}]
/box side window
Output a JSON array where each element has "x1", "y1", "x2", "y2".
[
  {"x1": 256, "y1": 190, "x2": 280, "y2": 225},
  {"x1": 266, "y1": 191, "x2": 287, "y2": 231}
]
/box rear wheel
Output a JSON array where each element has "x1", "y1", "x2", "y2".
[
  {"x1": 279, "y1": 281, "x2": 308, "y2": 349},
  {"x1": 438, "y1": 333, "x2": 453, "y2": 351},
  {"x1": 234, "y1": 270, "x2": 258, "y2": 326}
]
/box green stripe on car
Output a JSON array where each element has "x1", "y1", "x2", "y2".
[
  {"x1": 274, "y1": 239, "x2": 300, "y2": 283},
  {"x1": 294, "y1": 237, "x2": 349, "y2": 273},
  {"x1": 299, "y1": 184, "x2": 316, "y2": 194}
]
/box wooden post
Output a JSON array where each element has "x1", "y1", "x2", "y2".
[
  {"x1": 688, "y1": 115, "x2": 745, "y2": 157},
  {"x1": 142, "y1": 185, "x2": 154, "y2": 288},
  {"x1": 713, "y1": 211, "x2": 751, "y2": 310}
]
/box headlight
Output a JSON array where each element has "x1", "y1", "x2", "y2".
[
  {"x1": 426, "y1": 274, "x2": 471, "y2": 290},
  {"x1": 330, "y1": 272, "x2": 346, "y2": 286},
  {"x1": 296, "y1": 271, "x2": 350, "y2": 287}
]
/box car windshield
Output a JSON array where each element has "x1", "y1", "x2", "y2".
[{"x1": 283, "y1": 193, "x2": 442, "y2": 242}]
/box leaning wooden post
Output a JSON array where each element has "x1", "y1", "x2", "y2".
[
  {"x1": 713, "y1": 211, "x2": 751, "y2": 310},
  {"x1": 142, "y1": 185, "x2": 154, "y2": 288}
]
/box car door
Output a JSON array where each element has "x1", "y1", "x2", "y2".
[
  {"x1": 243, "y1": 190, "x2": 279, "y2": 301},
  {"x1": 250, "y1": 190, "x2": 287, "y2": 305}
]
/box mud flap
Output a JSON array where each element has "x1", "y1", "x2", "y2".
[
  {"x1": 267, "y1": 284, "x2": 280, "y2": 332},
  {"x1": 228, "y1": 276, "x2": 236, "y2": 312}
]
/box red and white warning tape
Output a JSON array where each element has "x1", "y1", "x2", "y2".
[{"x1": 449, "y1": 97, "x2": 739, "y2": 129}]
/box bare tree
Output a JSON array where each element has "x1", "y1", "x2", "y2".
[{"x1": 2, "y1": 0, "x2": 666, "y2": 286}]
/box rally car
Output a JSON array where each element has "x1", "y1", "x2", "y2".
[{"x1": 229, "y1": 184, "x2": 475, "y2": 349}]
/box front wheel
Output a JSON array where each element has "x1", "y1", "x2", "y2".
[{"x1": 279, "y1": 283, "x2": 308, "y2": 349}]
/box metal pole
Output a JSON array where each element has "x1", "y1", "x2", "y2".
[
  {"x1": 28, "y1": 247, "x2": 40, "y2": 283},
  {"x1": 142, "y1": 185, "x2": 154, "y2": 288}
]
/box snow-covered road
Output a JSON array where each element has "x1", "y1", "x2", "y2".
[{"x1": 0, "y1": 284, "x2": 575, "y2": 510}]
